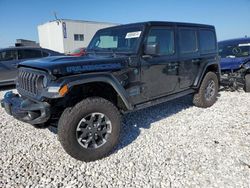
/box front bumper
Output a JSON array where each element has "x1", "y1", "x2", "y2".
[{"x1": 1, "y1": 91, "x2": 50, "y2": 125}]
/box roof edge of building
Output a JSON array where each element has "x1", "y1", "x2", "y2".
[{"x1": 38, "y1": 19, "x2": 120, "y2": 26}]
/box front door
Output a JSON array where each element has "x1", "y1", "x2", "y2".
[{"x1": 140, "y1": 27, "x2": 179, "y2": 100}]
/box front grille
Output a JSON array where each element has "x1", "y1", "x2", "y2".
[{"x1": 18, "y1": 69, "x2": 42, "y2": 96}]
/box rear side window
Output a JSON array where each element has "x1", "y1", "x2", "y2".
[
  {"x1": 146, "y1": 28, "x2": 175, "y2": 55},
  {"x1": 0, "y1": 50, "x2": 18, "y2": 61},
  {"x1": 18, "y1": 49, "x2": 43, "y2": 60},
  {"x1": 199, "y1": 30, "x2": 216, "y2": 53},
  {"x1": 179, "y1": 28, "x2": 198, "y2": 54}
]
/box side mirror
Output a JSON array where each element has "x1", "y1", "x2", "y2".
[{"x1": 144, "y1": 43, "x2": 159, "y2": 56}]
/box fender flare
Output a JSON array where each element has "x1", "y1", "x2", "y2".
[
  {"x1": 62, "y1": 73, "x2": 133, "y2": 110},
  {"x1": 193, "y1": 63, "x2": 220, "y2": 88}
]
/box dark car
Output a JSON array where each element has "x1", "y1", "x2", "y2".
[
  {"x1": 1, "y1": 21, "x2": 220, "y2": 162},
  {"x1": 219, "y1": 37, "x2": 250, "y2": 91},
  {"x1": 0, "y1": 47, "x2": 62, "y2": 86},
  {"x1": 69, "y1": 48, "x2": 86, "y2": 56}
]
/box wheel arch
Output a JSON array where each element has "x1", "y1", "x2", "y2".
[
  {"x1": 194, "y1": 63, "x2": 220, "y2": 88},
  {"x1": 64, "y1": 74, "x2": 133, "y2": 111}
]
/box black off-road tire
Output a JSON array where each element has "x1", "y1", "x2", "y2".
[
  {"x1": 193, "y1": 72, "x2": 219, "y2": 108},
  {"x1": 244, "y1": 74, "x2": 250, "y2": 92},
  {"x1": 58, "y1": 97, "x2": 121, "y2": 162}
]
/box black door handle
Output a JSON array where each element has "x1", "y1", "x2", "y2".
[
  {"x1": 191, "y1": 59, "x2": 201, "y2": 63},
  {"x1": 167, "y1": 62, "x2": 178, "y2": 68}
]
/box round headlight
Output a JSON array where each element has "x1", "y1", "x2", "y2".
[
  {"x1": 42, "y1": 76, "x2": 48, "y2": 88},
  {"x1": 37, "y1": 75, "x2": 47, "y2": 89}
]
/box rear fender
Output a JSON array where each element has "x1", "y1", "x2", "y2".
[{"x1": 193, "y1": 63, "x2": 220, "y2": 88}]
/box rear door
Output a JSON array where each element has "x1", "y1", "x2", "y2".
[
  {"x1": 177, "y1": 27, "x2": 200, "y2": 89},
  {"x1": 0, "y1": 49, "x2": 19, "y2": 82}
]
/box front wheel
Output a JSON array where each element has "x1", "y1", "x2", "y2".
[
  {"x1": 193, "y1": 72, "x2": 219, "y2": 108},
  {"x1": 58, "y1": 97, "x2": 121, "y2": 162}
]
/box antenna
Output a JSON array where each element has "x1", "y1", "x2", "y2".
[{"x1": 53, "y1": 11, "x2": 62, "y2": 25}]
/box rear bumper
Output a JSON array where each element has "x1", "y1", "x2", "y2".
[{"x1": 1, "y1": 91, "x2": 50, "y2": 125}]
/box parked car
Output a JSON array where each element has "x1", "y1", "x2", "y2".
[
  {"x1": 219, "y1": 37, "x2": 250, "y2": 92},
  {"x1": 69, "y1": 48, "x2": 86, "y2": 56},
  {"x1": 0, "y1": 47, "x2": 62, "y2": 86},
  {"x1": 1, "y1": 21, "x2": 220, "y2": 162}
]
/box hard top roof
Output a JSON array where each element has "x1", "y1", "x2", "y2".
[
  {"x1": 0, "y1": 46, "x2": 42, "y2": 50},
  {"x1": 218, "y1": 37, "x2": 250, "y2": 44},
  {"x1": 0, "y1": 46, "x2": 61, "y2": 54},
  {"x1": 99, "y1": 21, "x2": 215, "y2": 30}
]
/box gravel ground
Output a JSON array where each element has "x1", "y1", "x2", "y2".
[{"x1": 0, "y1": 88, "x2": 250, "y2": 188}]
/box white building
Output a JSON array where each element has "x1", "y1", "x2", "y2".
[{"x1": 38, "y1": 19, "x2": 118, "y2": 53}]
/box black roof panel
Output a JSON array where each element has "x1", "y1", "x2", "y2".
[{"x1": 99, "y1": 21, "x2": 215, "y2": 30}]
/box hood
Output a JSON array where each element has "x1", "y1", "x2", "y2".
[
  {"x1": 220, "y1": 57, "x2": 249, "y2": 71},
  {"x1": 18, "y1": 55, "x2": 128, "y2": 76}
]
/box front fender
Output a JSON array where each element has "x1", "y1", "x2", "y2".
[{"x1": 57, "y1": 73, "x2": 133, "y2": 110}]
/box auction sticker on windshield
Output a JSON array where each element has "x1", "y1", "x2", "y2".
[{"x1": 125, "y1": 31, "x2": 142, "y2": 39}]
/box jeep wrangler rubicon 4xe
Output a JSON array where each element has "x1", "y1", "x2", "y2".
[{"x1": 1, "y1": 22, "x2": 220, "y2": 161}]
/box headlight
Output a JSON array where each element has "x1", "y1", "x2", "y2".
[
  {"x1": 42, "y1": 76, "x2": 48, "y2": 88},
  {"x1": 36, "y1": 75, "x2": 48, "y2": 89}
]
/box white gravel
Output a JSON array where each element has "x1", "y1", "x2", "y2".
[{"x1": 0, "y1": 88, "x2": 250, "y2": 188}]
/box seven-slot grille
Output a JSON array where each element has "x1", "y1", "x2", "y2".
[{"x1": 18, "y1": 69, "x2": 42, "y2": 95}]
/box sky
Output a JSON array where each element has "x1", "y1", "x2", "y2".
[{"x1": 0, "y1": 0, "x2": 250, "y2": 48}]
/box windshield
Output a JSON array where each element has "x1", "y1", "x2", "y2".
[
  {"x1": 219, "y1": 41, "x2": 250, "y2": 58},
  {"x1": 87, "y1": 25, "x2": 144, "y2": 53}
]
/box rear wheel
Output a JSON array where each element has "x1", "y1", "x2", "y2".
[
  {"x1": 58, "y1": 97, "x2": 121, "y2": 162},
  {"x1": 244, "y1": 74, "x2": 250, "y2": 92},
  {"x1": 193, "y1": 72, "x2": 219, "y2": 108}
]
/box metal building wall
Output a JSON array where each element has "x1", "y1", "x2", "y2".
[
  {"x1": 38, "y1": 21, "x2": 65, "y2": 53},
  {"x1": 38, "y1": 20, "x2": 118, "y2": 53}
]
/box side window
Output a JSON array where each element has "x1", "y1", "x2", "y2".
[
  {"x1": 0, "y1": 50, "x2": 17, "y2": 61},
  {"x1": 179, "y1": 28, "x2": 198, "y2": 54},
  {"x1": 18, "y1": 49, "x2": 43, "y2": 60},
  {"x1": 199, "y1": 30, "x2": 216, "y2": 53},
  {"x1": 146, "y1": 28, "x2": 175, "y2": 55}
]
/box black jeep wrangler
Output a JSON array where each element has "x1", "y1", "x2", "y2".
[{"x1": 1, "y1": 22, "x2": 220, "y2": 161}]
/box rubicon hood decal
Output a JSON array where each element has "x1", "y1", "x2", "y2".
[
  {"x1": 18, "y1": 55, "x2": 127, "y2": 76},
  {"x1": 66, "y1": 63, "x2": 122, "y2": 73}
]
